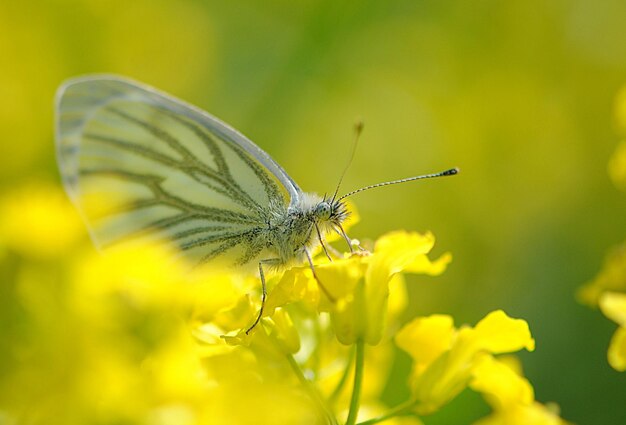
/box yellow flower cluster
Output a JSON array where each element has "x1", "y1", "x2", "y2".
[
  {"x1": 265, "y1": 231, "x2": 451, "y2": 346},
  {"x1": 0, "y1": 183, "x2": 568, "y2": 424},
  {"x1": 395, "y1": 310, "x2": 535, "y2": 416},
  {"x1": 578, "y1": 86, "x2": 626, "y2": 372}
]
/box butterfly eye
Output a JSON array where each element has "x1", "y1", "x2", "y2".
[{"x1": 315, "y1": 202, "x2": 332, "y2": 221}]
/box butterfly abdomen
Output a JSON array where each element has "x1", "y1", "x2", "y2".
[{"x1": 266, "y1": 213, "x2": 313, "y2": 265}]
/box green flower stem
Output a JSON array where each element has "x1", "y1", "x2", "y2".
[
  {"x1": 345, "y1": 339, "x2": 365, "y2": 425},
  {"x1": 285, "y1": 353, "x2": 338, "y2": 425},
  {"x1": 355, "y1": 399, "x2": 418, "y2": 425}
]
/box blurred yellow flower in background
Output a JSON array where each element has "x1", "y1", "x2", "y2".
[
  {"x1": 608, "y1": 141, "x2": 626, "y2": 191},
  {"x1": 578, "y1": 243, "x2": 626, "y2": 307},
  {"x1": 0, "y1": 183, "x2": 84, "y2": 258},
  {"x1": 579, "y1": 86, "x2": 626, "y2": 373},
  {"x1": 599, "y1": 292, "x2": 626, "y2": 371}
]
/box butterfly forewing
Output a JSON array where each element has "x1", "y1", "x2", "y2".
[{"x1": 56, "y1": 76, "x2": 299, "y2": 268}]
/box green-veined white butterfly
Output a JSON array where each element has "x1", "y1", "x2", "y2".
[{"x1": 55, "y1": 75, "x2": 458, "y2": 332}]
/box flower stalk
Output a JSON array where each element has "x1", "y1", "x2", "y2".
[{"x1": 345, "y1": 339, "x2": 365, "y2": 425}]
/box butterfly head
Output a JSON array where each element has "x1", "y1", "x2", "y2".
[{"x1": 313, "y1": 198, "x2": 348, "y2": 227}]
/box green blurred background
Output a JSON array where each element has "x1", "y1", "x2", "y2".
[{"x1": 2, "y1": 0, "x2": 626, "y2": 423}]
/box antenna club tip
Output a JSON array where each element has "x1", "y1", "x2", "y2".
[
  {"x1": 442, "y1": 167, "x2": 460, "y2": 176},
  {"x1": 354, "y1": 119, "x2": 364, "y2": 134}
]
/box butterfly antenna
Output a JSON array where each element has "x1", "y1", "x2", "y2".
[
  {"x1": 331, "y1": 119, "x2": 363, "y2": 202},
  {"x1": 337, "y1": 167, "x2": 459, "y2": 202}
]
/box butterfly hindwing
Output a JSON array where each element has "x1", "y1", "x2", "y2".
[{"x1": 56, "y1": 76, "x2": 299, "y2": 268}]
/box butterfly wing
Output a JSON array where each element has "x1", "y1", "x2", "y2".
[{"x1": 55, "y1": 75, "x2": 301, "y2": 268}]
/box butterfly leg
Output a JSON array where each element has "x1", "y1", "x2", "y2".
[
  {"x1": 304, "y1": 248, "x2": 336, "y2": 303},
  {"x1": 336, "y1": 223, "x2": 355, "y2": 254},
  {"x1": 246, "y1": 258, "x2": 279, "y2": 335},
  {"x1": 314, "y1": 222, "x2": 333, "y2": 261}
]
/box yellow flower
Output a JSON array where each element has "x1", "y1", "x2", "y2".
[
  {"x1": 579, "y1": 92, "x2": 626, "y2": 375},
  {"x1": 265, "y1": 266, "x2": 323, "y2": 315},
  {"x1": 266, "y1": 307, "x2": 302, "y2": 354},
  {"x1": 395, "y1": 315, "x2": 455, "y2": 376},
  {"x1": 199, "y1": 346, "x2": 322, "y2": 424},
  {"x1": 470, "y1": 355, "x2": 569, "y2": 425},
  {"x1": 395, "y1": 310, "x2": 535, "y2": 415},
  {"x1": 577, "y1": 243, "x2": 626, "y2": 307},
  {"x1": 67, "y1": 237, "x2": 324, "y2": 424},
  {"x1": 0, "y1": 183, "x2": 84, "y2": 258},
  {"x1": 599, "y1": 292, "x2": 626, "y2": 371},
  {"x1": 268, "y1": 231, "x2": 451, "y2": 346}
]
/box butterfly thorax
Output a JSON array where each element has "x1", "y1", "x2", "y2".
[{"x1": 266, "y1": 193, "x2": 348, "y2": 266}]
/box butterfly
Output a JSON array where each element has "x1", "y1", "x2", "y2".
[{"x1": 55, "y1": 75, "x2": 458, "y2": 333}]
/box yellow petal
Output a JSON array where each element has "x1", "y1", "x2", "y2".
[
  {"x1": 599, "y1": 291, "x2": 626, "y2": 326},
  {"x1": 607, "y1": 326, "x2": 626, "y2": 371},
  {"x1": 512, "y1": 402, "x2": 568, "y2": 425},
  {"x1": 576, "y1": 284, "x2": 604, "y2": 308},
  {"x1": 220, "y1": 329, "x2": 253, "y2": 347},
  {"x1": 388, "y1": 274, "x2": 408, "y2": 323},
  {"x1": 471, "y1": 357, "x2": 570, "y2": 425},
  {"x1": 395, "y1": 315, "x2": 455, "y2": 371},
  {"x1": 265, "y1": 267, "x2": 319, "y2": 314},
  {"x1": 470, "y1": 355, "x2": 534, "y2": 409},
  {"x1": 374, "y1": 231, "x2": 435, "y2": 274},
  {"x1": 0, "y1": 183, "x2": 84, "y2": 257},
  {"x1": 473, "y1": 310, "x2": 535, "y2": 353},
  {"x1": 473, "y1": 403, "x2": 568, "y2": 425},
  {"x1": 406, "y1": 252, "x2": 453, "y2": 276},
  {"x1": 359, "y1": 232, "x2": 447, "y2": 345},
  {"x1": 268, "y1": 308, "x2": 301, "y2": 354},
  {"x1": 72, "y1": 242, "x2": 187, "y2": 307},
  {"x1": 577, "y1": 244, "x2": 626, "y2": 306},
  {"x1": 143, "y1": 329, "x2": 206, "y2": 398},
  {"x1": 302, "y1": 256, "x2": 367, "y2": 345},
  {"x1": 375, "y1": 231, "x2": 435, "y2": 254},
  {"x1": 186, "y1": 273, "x2": 251, "y2": 324},
  {"x1": 363, "y1": 262, "x2": 392, "y2": 345},
  {"x1": 316, "y1": 256, "x2": 366, "y2": 301},
  {"x1": 329, "y1": 278, "x2": 366, "y2": 345}
]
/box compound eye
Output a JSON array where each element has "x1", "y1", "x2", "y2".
[{"x1": 315, "y1": 202, "x2": 332, "y2": 220}]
